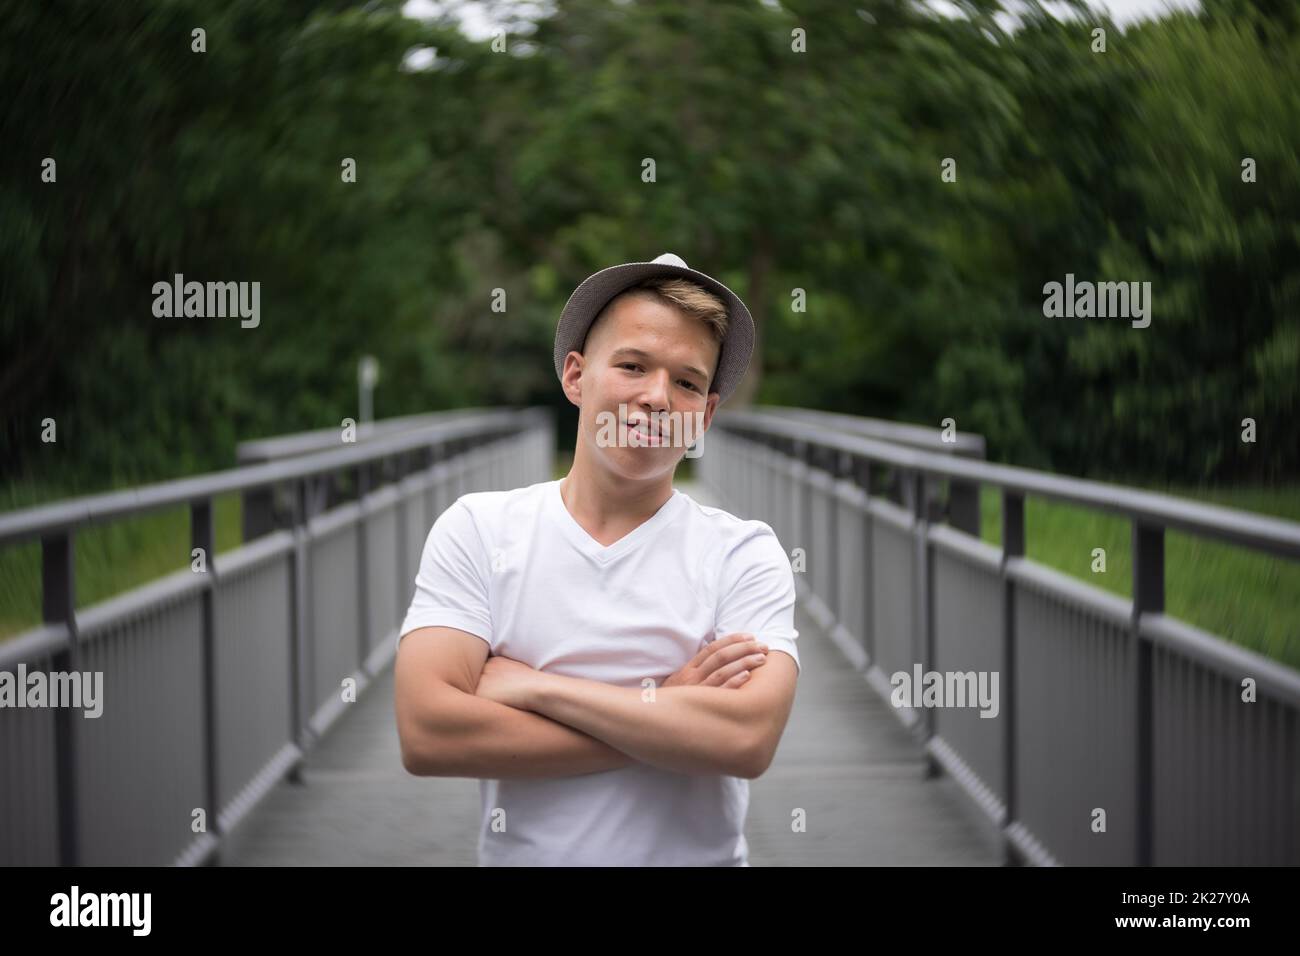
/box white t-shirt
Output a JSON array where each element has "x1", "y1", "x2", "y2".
[{"x1": 398, "y1": 477, "x2": 800, "y2": 867}]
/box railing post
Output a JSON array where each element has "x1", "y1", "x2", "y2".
[
  {"x1": 241, "y1": 485, "x2": 276, "y2": 542},
  {"x1": 788, "y1": 439, "x2": 806, "y2": 581},
  {"x1": 288, "y1": 478, "x2": 311, "y2": 782},
  {"x1": 355, "y1": 464, "x2": 372, "y2": 671},
  {"x1": 43, "y1": 532, "x2": 79, "y2": 866},
  {"x1": 190, "y1": 499, "x2": 221, "y2": 861},
  {"x1": 832, "y1": 448, "x2": 855, "y2": 633},
  {"x1": 910, "y1": 470, "x2": 938, "y2": 775},
  {"x1": 820, "y1": 444, "x2": 839, "y2": 621},
  {"x1": 853, "y1": 455, "x2": 876, "y2": 667},
  {"x1": 395, "y1": 472, "x2": 410, "y2": 653},
  {"x1": 924, "y1": 474, "x2": 945, "y2": 523},
  {"x1": 1133, "y1": 521, "x2": 1163, "y2": 867},
  {"x1": 1002, "y1": 492, "x2": 1025, "y2": 556},
  {"x1": 950, "y1": 479, "x2": 981, "y2": 538},
  {"x1": 796, "y1": 437, "x2": 811, "y2": 585},
  {"x1": 1000, "y1": 491, "x2": 1025, "y2": 864}
]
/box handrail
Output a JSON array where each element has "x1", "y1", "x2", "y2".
[
  {"x1": 757, "y1": 405, "x2": 986, "y2": 457},
  {"x1": 716, "y1": 409, "x2": 1300, "y2": 560},
  {"x1": 0, "y1": 407, "x2": 547, "y2": 545},
  {"x1": 235, "y1": 408, "x2": 498, "y2": 463}
]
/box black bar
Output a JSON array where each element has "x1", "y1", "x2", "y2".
[
  {"x1": 288, "y1": 480, "x2": 310, "y2": 782},
  {"x1": 1002, "y1": 492, "x2": 1026, "y2": 559},
  {"x1": 824, "y1": 449, "x2": 839, "y2": 625},
  {"x1": 950, "y1": 479, "x2": 981, "y2": 538},
  {"x1": 241, "y1": 486, "x2": 274, "y2": 542},
  {"x1": 42, "y1": 533, "x2": 79, "y2": 867},
  {"x1": 395, "y1": 477, "x2": 409, "y2": 656},
  {"x1": 356, "y1": 464, "x2": 372, "y2": 669},
  {"x1": 910, "y1": 472, "x2": 938, "y2": 763},
  {"x1": 1134, "y1": 523, "x2": 1165, "y2": 615},
  {"x1": 853, "y1": 455, "x2": 872, "y2": 494},
  {"x1": 855, "y1": 453, "x2": 877, "y2": 666},
  {"x1": 1001, "y1": 492, "x2": 1025, "y2": 863},
  {"x1": 1132, "y1": 521, "x2": 1164, "y2": 867},
  {"x1": 191, "y1": 500, "x2": 221, "y2": 861}
]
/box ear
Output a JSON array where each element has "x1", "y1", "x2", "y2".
[
  {"x1": 560, "y1": 351, "x2": 585, "y2": 408},
  {"x1": 701, "y1": 390, "x2": 721, "y2": 432}
]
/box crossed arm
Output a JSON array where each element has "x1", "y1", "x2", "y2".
[{"x1": 394, "y1": 626, "x2": 798, "y2": 781}]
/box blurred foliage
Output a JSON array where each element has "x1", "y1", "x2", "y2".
[{"x1": 1, "y1": 0, "x2": 1298, "y2": 495}]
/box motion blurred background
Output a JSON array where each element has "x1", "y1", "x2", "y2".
[{"x1": 2, "y1": 0, "x2": 1297, "y2": 660}]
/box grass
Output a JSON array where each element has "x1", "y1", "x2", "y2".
[
  {"x1": 0, "y1": 484, "x2": 244, "y2": 641},
  {"x1": 974, "y1": 483, "x2": 1300, "y2": 672}
]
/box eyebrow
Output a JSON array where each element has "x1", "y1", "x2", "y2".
[{"x1": 610, "y1": 348, "x2": 709, "y2": 382}]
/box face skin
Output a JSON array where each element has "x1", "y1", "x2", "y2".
[{"x1": 559, "y1": 292, "x2": 723, "y2": 543}]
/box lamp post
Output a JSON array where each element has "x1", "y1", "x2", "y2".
[{"x1": 358, "y1": 355, "x2": 379, "y2": 438}]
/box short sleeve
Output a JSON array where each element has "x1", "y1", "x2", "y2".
[
  {"x1": 398, "y1": 498, "x2": 493, "y2": 650},
  {"x1": 712, "y1": 523, "x2": 800, "y2": 674}
]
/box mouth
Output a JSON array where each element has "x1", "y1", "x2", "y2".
[{"x1": 624, "y1": 419, "x2": 666, "y2": 446}]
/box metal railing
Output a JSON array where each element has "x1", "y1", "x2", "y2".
[
  {"x1": 234, "y1": 408, "x2": 500, "y2": 464},
  {"x1": 699, "y1": 407, "x2": 1300, "y2": 866},
  {"x1": 756, "y1": 405, "x2": 987, "y2": 457},
  {"x1": 234, "y1": 408, "x2": 498, "y2": 542},
  {"x1": 753, "y1": 406, "x2": 987, "y2": 535},
  {"x1": 0, "y1": 407, "x2": 555, "y2": 866}
]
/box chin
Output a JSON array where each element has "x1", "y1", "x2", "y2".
[{"x1": 606, "y1": 447, "x2": 679, "y2": 481}]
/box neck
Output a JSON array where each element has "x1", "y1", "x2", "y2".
[{"x1": 562, "y1": 443, "x2": 675, "y2": 531}]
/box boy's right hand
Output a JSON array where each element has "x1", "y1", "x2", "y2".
[{"x1": 663, "y1": 633, "x2": 769, "y2": 689}]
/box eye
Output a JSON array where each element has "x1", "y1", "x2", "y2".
[{"x1": 618, "y1": 362, "x2": 699, "y2": 392}]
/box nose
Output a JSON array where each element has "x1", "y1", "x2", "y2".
[{"x1": 638, "y1": 367, "x2": 672, "y2": 412}]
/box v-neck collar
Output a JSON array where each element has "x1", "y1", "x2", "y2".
[{"x1": 548, "y1": 479, "x2": 683, "y2": 564}]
